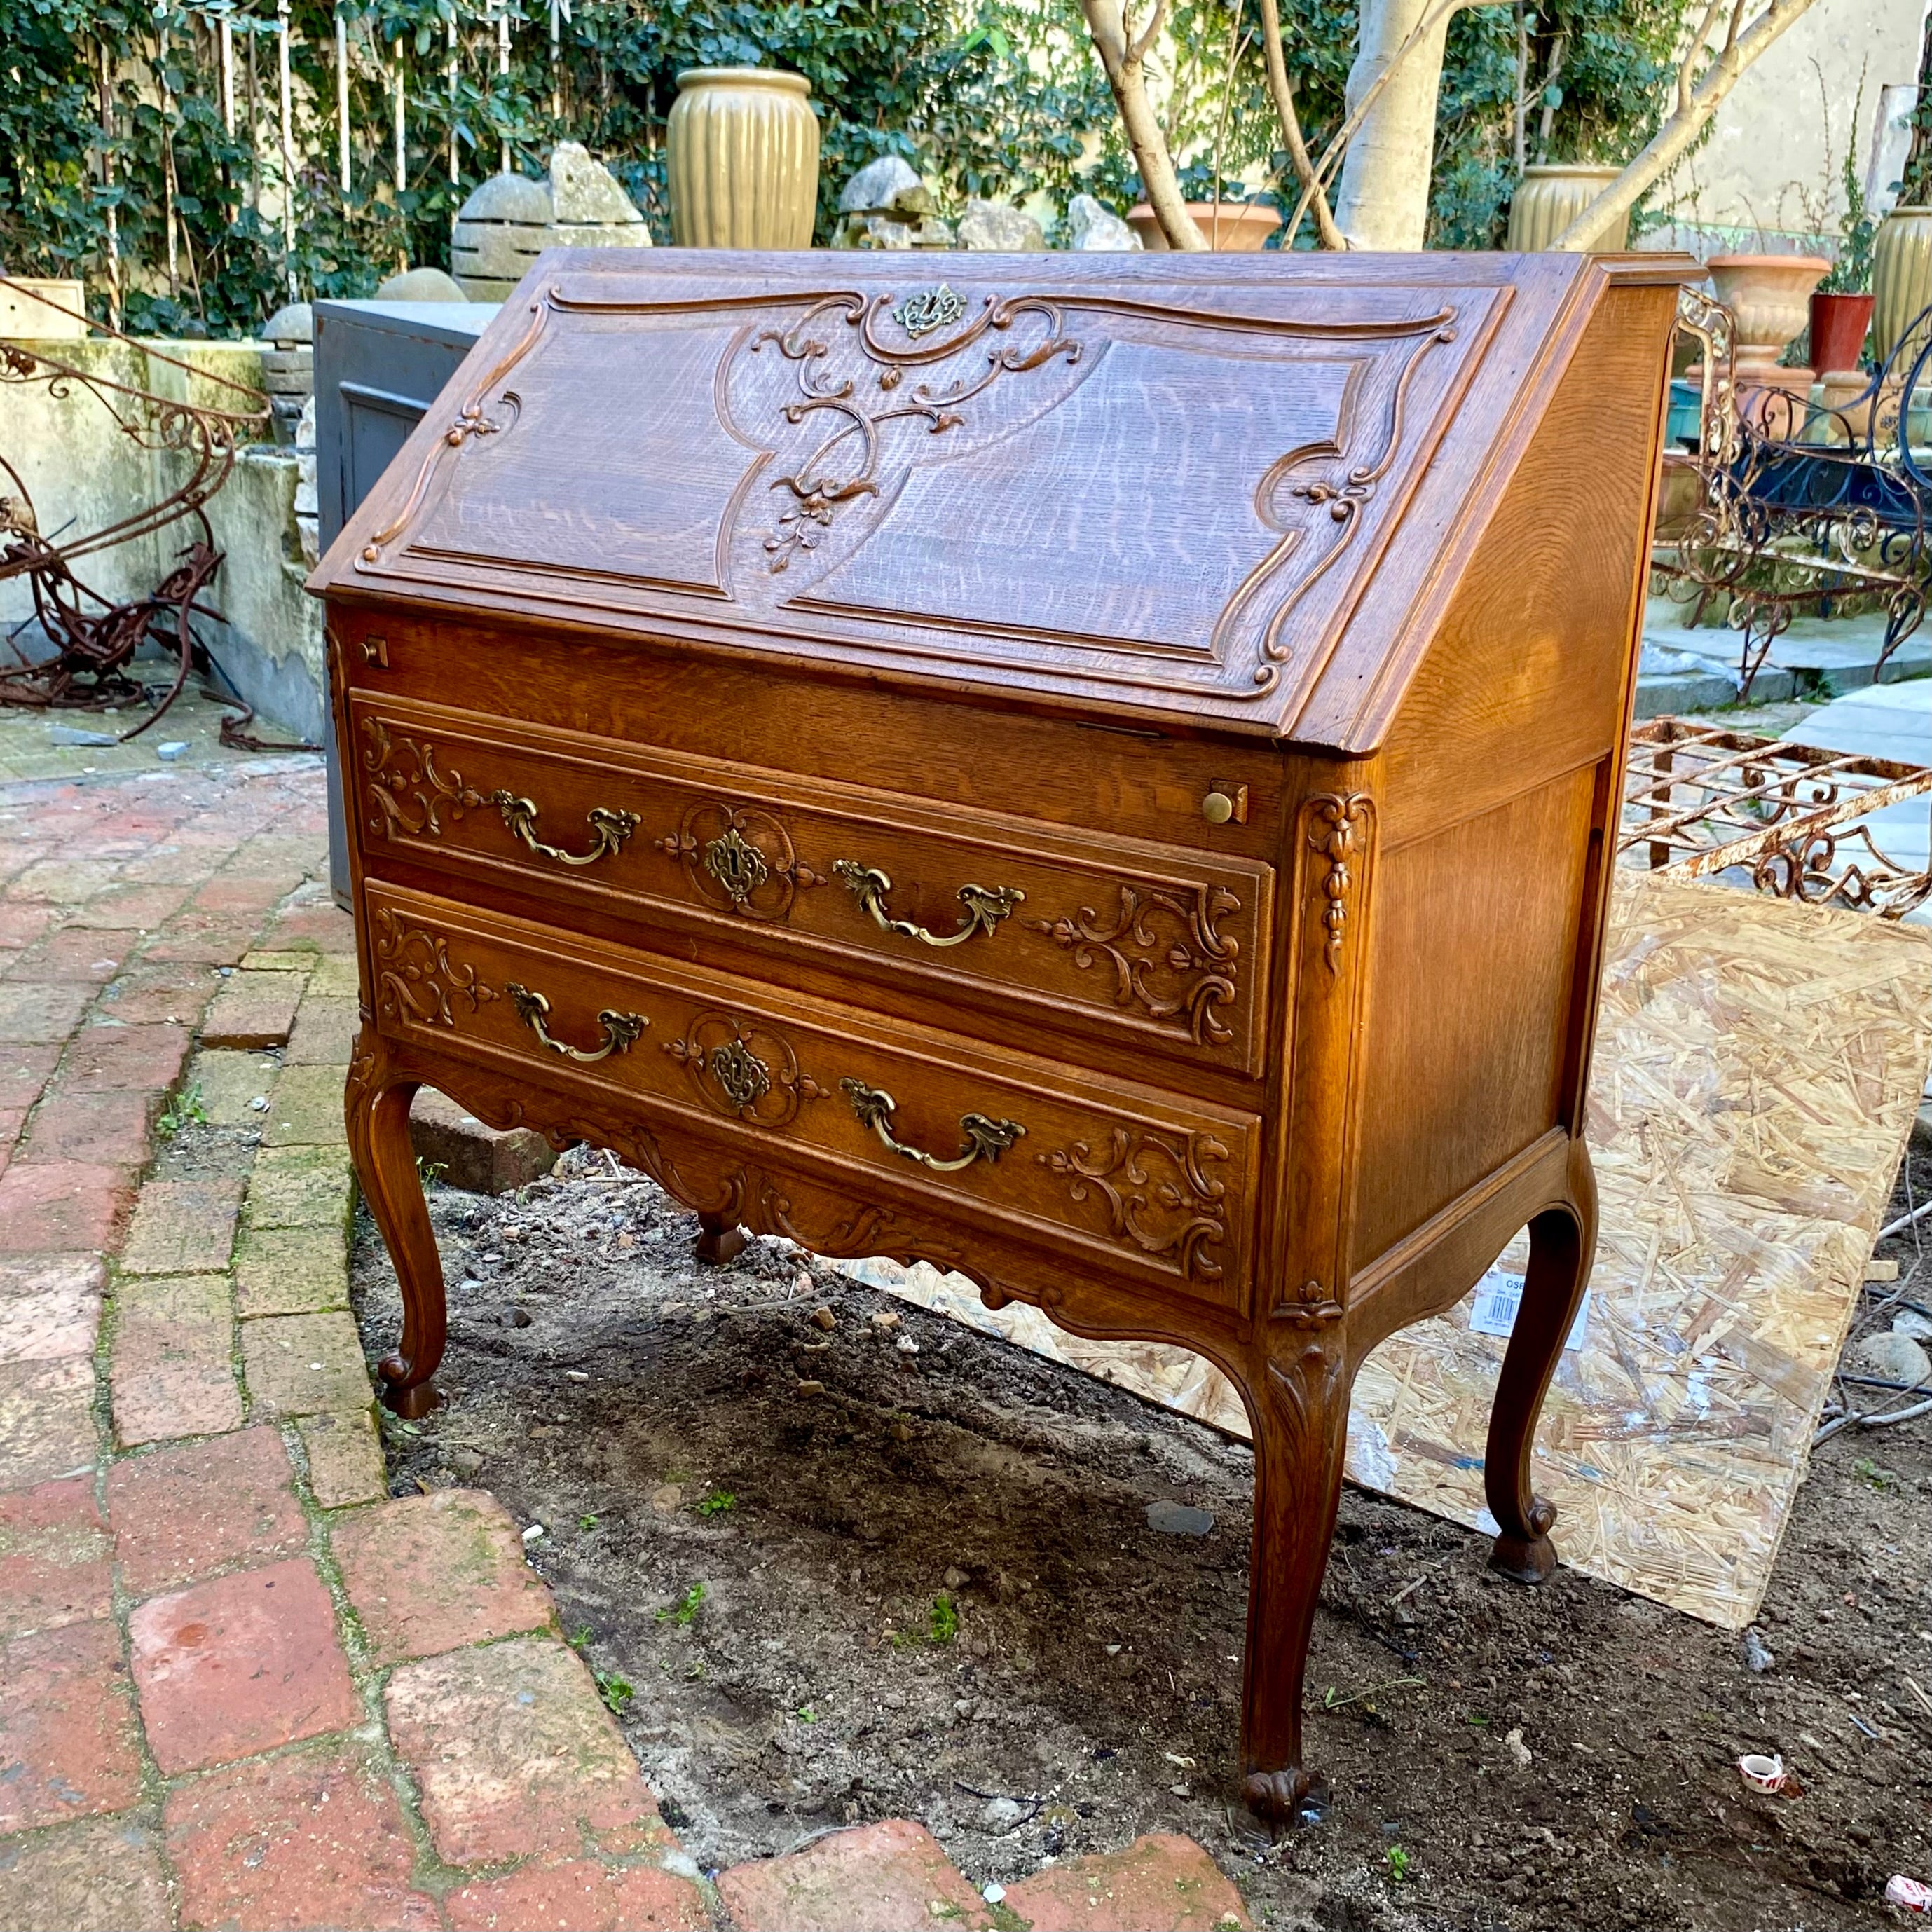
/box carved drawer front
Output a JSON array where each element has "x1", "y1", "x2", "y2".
[
  {"x1": 366, "y1": 884, "x2": 1261, "y2": 1312},
  {"x1": 350, "y1": 695, "x2": 1273, "y2": 1075}
]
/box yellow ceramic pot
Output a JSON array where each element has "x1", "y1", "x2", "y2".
[
  {"x1": 667, "y1": 67, "x2": 819, "y2": 249},
  {"x1": 1505, "y1": 165, "x2": 1627, "y2": 252},
  {"x1": 1872, "y1": 205, "x2": 1932, "y2": 367}
]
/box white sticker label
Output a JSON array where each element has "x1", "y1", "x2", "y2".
[{"x1": 1468, "y1": 1268, "x2": 1589, "y2": 1351}]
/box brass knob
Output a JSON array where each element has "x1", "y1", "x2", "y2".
[{"x1": 1201, "y1": 790, "x2": 1235, "y2": 826}]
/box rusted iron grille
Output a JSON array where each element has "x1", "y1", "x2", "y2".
[{"x1": 1619, "y1": 718, "x2": 1931, "y2": 919}]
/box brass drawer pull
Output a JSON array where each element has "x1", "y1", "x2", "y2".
[
  {"x1": 832, "y1": 861, "x2": 1023, "y2": 948},
  {"x1": 840, "y1": 1078, "x2": 1024, "y2": 1173},
  {"x1": 506, "y1": 982, "x2": 648, "y2": 1062},
  {"x1": 493, "y1": 792, "x2": 639, "y2": 868}
]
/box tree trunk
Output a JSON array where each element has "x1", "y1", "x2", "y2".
[
  {"x1": 1079, "y1": 0, "x2": 1209, "y2": 251},
  {"x1": 1548, "y1": 0, "x2": 1823, "y2": 251},
  {"x1": 1333, "y1": 0, "x2": 1471, "y2": 250}
]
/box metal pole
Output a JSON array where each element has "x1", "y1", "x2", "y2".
[
  {"x1": 278, "y1": 0, "x2": 296, "y2": 297},
  {"x1": 497, "y1": 1, "x2": 509, "y2": 174},
  {"x1": 337, "y1": 11, "x2": 351, "y2": 193},
  {"x1": 448, "y1": 16, "x2": 458, "y2": 184}
]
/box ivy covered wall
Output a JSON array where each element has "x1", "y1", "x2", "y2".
[{"x1": 1, "y1": 0, "x2": 1694, "y2": 338}]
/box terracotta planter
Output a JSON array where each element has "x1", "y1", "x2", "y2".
[
  {"x1": 1872, "y1": 205, "x2": 1932, "y2": 366},
  {"x1": 1706, "y1": 254, "x2": 1830, "y2": 383},
  {"x1": 1505, "y1": 165, "x2": 1627, "y2": 252},
  {"x1": 666, "y1": 67, "x2": 819, "y2": 249},
  {"x1": 1807, "y1": 292, "x2": 1874, "y2": 376},
  {"x1": 1128, "y1": 201, "x2": 1280, "y2": 252}
]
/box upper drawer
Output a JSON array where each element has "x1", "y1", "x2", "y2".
[
  {"x1": 364, "y1": 882, "x2": 1260, "y2": 1315},
  {"x1": 348, "y1": 694, "x2": 1274, "y2": 1076}
]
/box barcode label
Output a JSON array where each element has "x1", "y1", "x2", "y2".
[{"x1": 1468, "y1": 1268, "x2": 1590, "y2": 1350}]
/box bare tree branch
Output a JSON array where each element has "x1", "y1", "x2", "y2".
[
  {"x1": 1080, "y1": 0, "x2": 1207, "y2": 250},
  {"x1": 1549, "y1": 0, "x2": 1823, "y2": 250},
  {"x1": 1258, "y1": 0, "x2": 1345, "y2": 249}
]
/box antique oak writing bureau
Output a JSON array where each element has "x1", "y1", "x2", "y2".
[{"x1": 310, "y1": 248, "x2": 1685, "y2": 1823}]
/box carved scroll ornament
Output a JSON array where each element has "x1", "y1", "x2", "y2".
[{"x1": 1036, "y1": 1125, "x2": 1230, "y2": 1280}]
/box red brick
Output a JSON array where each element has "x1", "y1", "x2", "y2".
[
  {"x1": 138, "y1": 916, "x2": 261, "y2": 968},
  {"x1": 165, "y1": 1737, "x2": 439, "y2": 1932},
  {"x1": 55, "y1": 1022, "x2": 192, "y2": 1092},
  {"x1": 334, "y1": 1490, "x2": 553, "y2": 1666},
  {"x1": 0, "y1": 1811, "x2": 174, "y2": 1932},
  {"x1": 0, "y1": 1477, "x2": 112, "y2": 1640},
  {"x1": 284, "y1": 996, "x2": 359, "y2": 1067},
  {"x1": 0, "y1": 1619, "x2": 143, "y2": 1831},
  {"x1": 107, "y1": 1426, "x2": 306, "y2": 1596},
  {"x1": 62, "y1": 882, "x2": 193, "y2": 930},
  {"x1": 199, "y1": 971, "x2": 306, "y2": 1051},
  {"x1": 385, "y1": 1636, "x2": 656, "y2": 1865},
  {"x1": 8, "y1": 859, "x2": 121, "y2": 903},
  {"x1": 240, "y1": 1310, "x2": 373, "y2": 1419},
  {"x1": 0, "y1": 902, "x2": 58, "y2": 950},
  {"x1": 191, "y1": 872, "x2": 295, "y2": 917},
  {"x1": 17, "y1": 1089, "x2": 156, "y2": 1168},
  {"x1": 256, "y1": 899, "x2": 356, "y2": 954},
  {"x1": 1, "y1": 927, "x2": 132, "y2": 985},
  {"x1": 446, "y1": 1858, "x2": 708, "y2": 1931},
  {"x1": 0, "y1": 1254, "x2": 105, "y2": 1364},
  {"x1": 0, "y1": 1358, "x2": 99, "y2": 1486},
  {"x1": 110, "y1": 1272, "x2": 242, "y2": 1448},
  {"x1": 999, "y1": 1835, "x2": 1253, "y2": 1931},
  {"x1": 118, "y1": 1177, "x2": 243, "y2": 1277},
  {"x1": 717, "y1": 1820, "x2": 994, "y2": 1932},
  {"x1": 0, "y1": 1039, "x2": 61, "y2": 1111},
  {"x1": 411, "y1": 1087, "x2": 558, "y2": 1195},
  {"x1": 0, "y1": 982, "x2": 93, "y2": 1046},
  {"x1": 96, "y1": 961, "x2": 217, "y2": 1025},
  {"x1": 0, "y1": 1161, "x2": 135, "y2": 1254},
  {"x1": 128, "y1": 1558, "x2": 359, "y2": 1773}
]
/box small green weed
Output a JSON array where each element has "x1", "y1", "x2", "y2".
[
  {"x1": 928, "y1": 1592, "x2": 959, "y2": 1645},
  {"x1": 796, "y1": 1706, "x2": 818, "y2": 1723},
  {"x1": 416, "y1": 1155, "x2": 448, "y2": 1185},
  {"x1": 567, "y1": 1625, "x2": 592, "y2": 1652},
  {"x1": 1854, "y1": 1457, "x2": 1897, "y2": 1491},
  {"x1": 657, "y1": 1582, "x2": 706, "y2": 1627},
  {"x1": 578, "y1": 1513, "x2": 600, "y2": 1531},
  {"x1": 1385, "y1": 1844, "x2": 1411, "y2": 1882},
  {"x1": 596, "y1": 1669, "x2": 635, "y2": 1713},
  {"x1": 696, "y1": 1489, "x2": 736, "y2": 1518},
  {"x1": 156, "y1": 1083, "x2": 207, "y2": 1137}
]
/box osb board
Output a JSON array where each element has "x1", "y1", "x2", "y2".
[{"x1": 840, "y1": 872, "x2": 1931, "y2": 1630}]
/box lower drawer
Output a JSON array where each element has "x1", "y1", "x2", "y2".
[{"x1": 365, "y1": 882, "x2": 1260, "y2": 1313}]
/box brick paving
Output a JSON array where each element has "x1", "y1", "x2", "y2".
[{"x1": 0, "y1": 734, "x2": 1252, "y2": 1931}]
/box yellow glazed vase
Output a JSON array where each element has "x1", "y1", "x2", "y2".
[
  {"x1": 666, "y1": 67, "x2": 819, "y2": 249},
  {"x1": 1872, "y1": 205, "x2": 1932, "y2": 366},
  {"x1": 1505, "y1": 165, "x2": 1627, "y2": 252}
]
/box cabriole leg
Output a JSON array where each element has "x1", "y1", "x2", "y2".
[
  {"x1": 345, "y1": 1034, "x2": 446, "y2": 1418},
  {"x1": 1484, "y1": 1147, "x2": 1598, "y2": 1583},
  {"x1": 694, "y1": 1212, "x2": 749, "y2": 1266},
  {"x1": 1240, "y1": 1332, "x2": 1351, "y2": 1829}
]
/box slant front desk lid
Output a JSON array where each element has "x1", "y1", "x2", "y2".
[{"x1": 310, "y1": 249, "x2": 1687, "y2": 747}]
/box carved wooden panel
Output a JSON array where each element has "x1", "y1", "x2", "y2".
[
  {"x1": 365, "y1": 881, "x2": 1260, "y2": 1308},
  {"x1": 350, "y1": 692, "x2": 1273, "y2": 1074},
  {"x1": 332, "y1": 260, "x2": 1508, "y2": 726}
]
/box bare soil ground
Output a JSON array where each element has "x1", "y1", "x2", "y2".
[{"x1": 352, "y1": 1141, "x2": 1932, "y2": 1931}]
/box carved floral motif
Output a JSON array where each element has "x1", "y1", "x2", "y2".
[
  {"x1": 744, "y1": 292, "x2": 1082, "y2": 569},
  {"x1": 1305, "y1": 793, "x2": 1371, "y2": 977},
  {"x1": 360, "y1": 718, "x2": 490, "y2": 839},
  {"x1": 372, "y1": 909, "x2": 496, "y2": 1028},
  {"x1": 662, "y1": 1009, "x2": 826, "y2": 1127},
  {"x1": 1036, "y1": 1125, "x2": 1230, "y2": 1280},
  {"x1": 1025, "y1": 883, "x2": 1240, "y2": 1044},
  {"x1": 655, "y1": 802, "x2": 824, "y2": 920}
]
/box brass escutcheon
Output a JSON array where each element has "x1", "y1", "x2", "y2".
[
  {"x1": 704, "y1": 825, "x2": 770, "y2": 906},
  {"x1": 708, "y1": 1038, "x2": 772, "y2": 1111}
]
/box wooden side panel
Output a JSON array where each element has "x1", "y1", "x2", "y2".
[
  {"x1": 1352, "y1": 764, "x2": 1598, "y2": 1261},
  {"x1": 1376, "y1": 281, "x2": 1676, "y2": 849}
]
